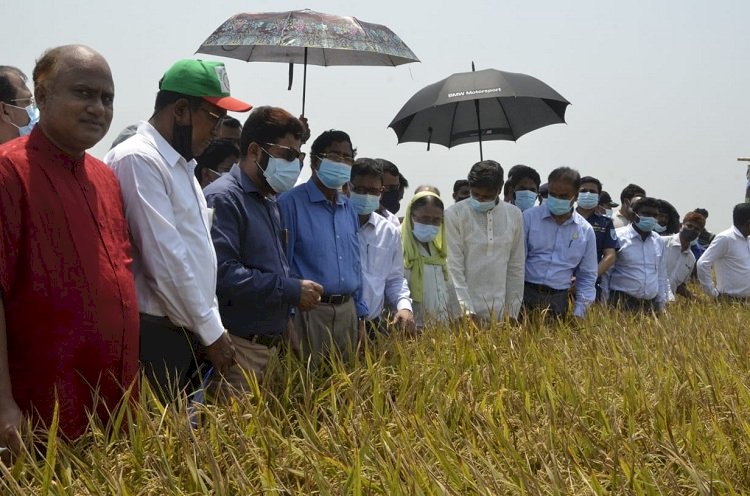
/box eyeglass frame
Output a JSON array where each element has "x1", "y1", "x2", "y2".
[
  {"x1": 260, "y1": 142, "x2": 306, "y2": 166},
  {"x1": 315, "y1": 151, "x2": 356, "y2": 165}
]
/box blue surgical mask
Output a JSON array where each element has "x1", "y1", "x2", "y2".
[
  {"x1": 546, "y1": 195, "x2": 573, "y2": 216},
  {"x1": 577, "y1": 192, "x2": 599, "y2": 209},
  {"x1": 468, "y1": 196, "x2": 497, "y2": 213},
  {"x1": 604, "y1": 209, "x2": 613, "y2": 218},
  {"x1": 260, "y1": 155, "x2": 301, "y2": 193},
  {"x1": 634, "y1": 215, "x2": 659, "y2": 233},
  {"x1": 514, "y1": 190, "x2": 537, "y2": 212},
  {"x1": 316, "y1": 158, "x2": 352, "y2": 190},
  {"x1": 349, "y1": 192, "x2": 381, "y2": 216},
  {"x1": 412, "y1": 222, "x2": 439, "y2": 243},
  {"x1": 7, "y1": 102, "x2": 39, "y2": 137},
  {"x1": 654, "y1": 223, "x2": 667, "y2": 234}
]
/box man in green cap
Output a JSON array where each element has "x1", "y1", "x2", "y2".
[{"x1": 105, "y1": 59, "x2": 252, "y2": 400}]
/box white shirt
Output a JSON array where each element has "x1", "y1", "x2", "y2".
[
  {"x1": 444, "y1": 199, "x2": 525, "y2": 319},
  {"x1": 697, "y1": 226, "x2": 750, "y2": 298},
  {"x1": 104, "y1": 122, "x2": 224, "y2": 345},
  {"x1": 663, "y1": 233, "x2": 696, "y2": 298},
  {"x1": 603, "y1": 225, "x2": 668, "y2": 306},
  {"x1": 404, "y1": 244, "x2": 460, "y2": 327},
  {"x1": 378, "y1": 208, "x2": 401, "y2": 227},
  {"x1": 359, "y1": 212, "x2": 412, "y2": 320}
]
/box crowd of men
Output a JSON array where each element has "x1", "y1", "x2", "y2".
[{"x1": 2, "y1": 45, "x2": 750, "y2": 459}]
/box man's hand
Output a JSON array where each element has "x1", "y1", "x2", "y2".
[
  {"x1": 391, "y1": 309, "x2": 416, "y2": 334},
  {"x1": 204, "y1": 332, "x2": 236, "y2": 374},
  {"x1": 0, "y1": 397, "x2": 22, "y2": 465},
  {"x1": 298, "y1": 280, "x2": 324, "y2": 311},
  {"x1": 299, "y1": 115, "x2": 311, "y2": 144}
]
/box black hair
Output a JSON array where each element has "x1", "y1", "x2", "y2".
[
  {"x1": 620, "y1": 183, "x2": 646, "y2": 203},
  {"x1": 398, "y1": 172, "x2": 409, "y2": 189},
  {"x1": 579, "y1": 176, "x2": 603, "y2": 193},
  {"x1": 694, "y1": 208, "x2": 709, "y2": 219},
  {"x1": 411, "y1": 194, "x2": 444, "y2": 213},
  {"x1": 630, "y1": 196, "x2": 659, "y2": 213},
  {"x1": 239, "y1": 106, "x2": 304, "y2": 158},
  {"x1": 0, "y1": 66, "x2": 26, "y2": 103},
  {"x1": 351, "y1": 158, "x2": 383, "y2": 182},
  {"x1": 376, "y1": 158, "x2": 399, "y2": 177},
  {"x1": 194, "y1": 138, "x2": 240, "y2": 181},
  {"x1": 506, "y1": 164, "x2": 526, "y2": 181},
  {"x1": 656, "y1": 199, "x2": 681, "y2": 235},
  {"x1": 453, "y1": 179, "x2": 469, "y2": 194},
  {"x1": 548, "y1": 167, "x2": 581, "y2": 191},
  {"x1": 733, "y1": 203, "x2": 750, "y2": 228},
  {"x1": 509, "y1": 165, "x2": 541, "y2": 189},
  {"x1": 221, "y1": 116, "x2": 241, "y2": 129},
  {"x1": 153, "y1": 88, "x2": 203, "y2": 115},
  {"x1": 311, "y1": 130, "x2": 354, "y2": 163},
  {"x1": 467, "y1": 160, "x2": 504, "y2": 190}
]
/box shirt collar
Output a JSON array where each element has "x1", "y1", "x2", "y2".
[
  {"x1": 230, "y1": 163, "x2": 265, "y2": 196},
  {"x1": 304, "y1": 177, "x2": 344, "y2": 205},
  {"x1": 625, "y1": 224, "x2": 658, "y2": 240},
  {"x1": 731, "y1": 226, "x2": 747, "y2": 239},
  {"x1": 28, "y1": 126, "x2": 86, "y2": 169},
  {"x1": 136, "y1": 121, "x2": 192, "y2": 169}
]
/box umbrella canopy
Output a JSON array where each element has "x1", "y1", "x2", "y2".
[
  {"x1": 389, "y1": 68, "x2": 570, "y2": 159},
  {"x1": 197, "y1": 10, "x2": 419, "y2": 114},
  {"x1": 197, "y1": 10, "x2": 419, "y2": 66}
]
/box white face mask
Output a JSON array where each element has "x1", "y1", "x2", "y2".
[{"x1": 6, "y1": 101, "x2": 39, "y2": 136}]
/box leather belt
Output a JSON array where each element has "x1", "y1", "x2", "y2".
[{"x1": 320, "y1": 294, "x2": 352, "y2": 305}]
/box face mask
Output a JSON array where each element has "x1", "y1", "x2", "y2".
[
  {"x1": 634, "y1": 215, "x2": 658, "y2": 232},
  {"x1": 260, "y1": 155, "x2": 301, "y2": 193},
  {"x1": 514, "y1": 190, "x2": 537, "y2": 212},
  {"x1": 381, "y1": 189, "x2": 401, "y2": 214},
  {"x1": 172, "y1": 113, "x2": 194, "y2": 160},
  {"x1": 469, "y1": 196, "x2": 496, "y2": 213},
  {"x1": 604, "y1": 209, "x2": 613, "y2": 218},
  {"x1": 7, "y1": 102, "x2": 39, "y2": 137},
  {"x1": 349, "y1": 192, "x2": 381, "y2": 216},
  {"x1": 546, "y1": 195, "x2": 573, "y2": 216},
  {"x1": 412, "y1": 222, "x2": 439, "y2": 243},
  {"x1": 680, "y1": 228, "x2": 700, "y2": 243},
  {"x1": 577, "y1": 192, "x2": 599, "y2": 210},
  {"x1": 654, "y1": 223, "x2": 667, "y2": 234},
  {"x1": 316, "y1": 158, "x2": 351, "y2": 190}
]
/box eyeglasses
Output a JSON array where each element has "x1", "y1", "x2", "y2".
[
  {"x1": 199, "y1": 107, "x2": 225, "y2": 130},
  {"x1": 382, "y1": 184, "x2": 400, "y2": 193},
  {"x1": 9, "y1": 96, "x2": 34, "y2": 106},
  {"x1": 206, "y1": 168, "x2": 226, "y2": 179},
  {"x1": 316, "y1": 151, "x2": 355, "y2": 165},
  {"x1": 261, "y1": 143, "x2": 306, "y2": 166},
  {"x1": 350, "y1": 185, "x2": 383, "y2": 196}
]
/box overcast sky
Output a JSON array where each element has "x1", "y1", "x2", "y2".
[{"x1": 3, "y1": 0, "x2": 749, "y2": 229}]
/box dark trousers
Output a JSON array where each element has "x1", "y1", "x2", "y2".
[
  {"x1": 608, "y1": 290, "x2": 657, "y2": 313},
  {"x1": 140, "y1": 313, "x2": 202, "y2": 402},
  {"x1": 522, "y1": 283, "x2": 569, "y2": 318}
]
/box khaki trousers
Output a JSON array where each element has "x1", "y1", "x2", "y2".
[
  {"x1": 209, "y1": 334, "x2": 276, "y2": 398},
  {"x1": 293, "y1": 299, "x2": 358, "y2": 363}
]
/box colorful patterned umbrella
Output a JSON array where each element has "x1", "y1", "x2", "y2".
[{"x1": 197, "y1": 10, "x2": 419, "y2": 114}]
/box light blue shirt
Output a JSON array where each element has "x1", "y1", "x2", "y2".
[
  {"x1": 603, "y1": 225, "x2": 668, "y2": 307},
  {"x1": 278, "y1": 179, "x2": 367, "y2": 317},
  {"x1": 523, "y1": 204, "x2": 598, "y2": 317},
  {"x1": 359, "y1": 212, "x2": 412, "y2": 320}
]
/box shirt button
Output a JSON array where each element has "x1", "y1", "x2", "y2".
[{"x1": 339, "y1": 256, "x2": 343, "y2": 260}]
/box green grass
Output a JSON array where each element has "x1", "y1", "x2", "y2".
[{"x1": 3, "y1": 296, "x2": 750, "y2": 494}]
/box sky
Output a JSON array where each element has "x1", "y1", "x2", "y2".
[{"x1": 3, "y1": 0, "x2": 749, "y2": 230}]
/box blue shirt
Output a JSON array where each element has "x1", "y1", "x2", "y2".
[
  {"x1": 278, "y1": 179, "x2": 367, "y2": 317},
  {"x1": 580, "y1": 212, "x2": 620, "y2": 262},
  {"x1": 204, "y1": 165, "x2": 301, "y2": 337},
  {"x1": 523, "y1": 204, "x2": 598, "y2": 317}
]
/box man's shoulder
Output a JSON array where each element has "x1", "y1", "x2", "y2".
[
  {"x1": 278, "y1": 182, "x2": 308, "y2": 203},
  {"x1": 204, "y1": 174, "x2": 243, "y2": 201}
]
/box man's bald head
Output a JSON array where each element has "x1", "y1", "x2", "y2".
[
  {"x1": 33, "y1": 45, "x2": 111, "y2": 92},
  {"x1": 33, "y1": 45, "x2": 115, "y2": 157}
]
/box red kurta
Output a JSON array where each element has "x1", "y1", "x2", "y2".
[{"x1": 0, "y1": 128, "x2": 139, "y2": 439}]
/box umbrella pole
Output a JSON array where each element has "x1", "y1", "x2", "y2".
[
  {"x1": 302, "y1": 47, "x2": 308, "y2": 116},
  {"x1": 474, "y1": 99, "x2": 483, "y2": 161}
]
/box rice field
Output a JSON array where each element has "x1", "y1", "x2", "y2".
[{"x1": 2, "y1": 294, "x2": 750, "y2": 494}]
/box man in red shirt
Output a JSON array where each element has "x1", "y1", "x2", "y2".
[{"x1": 0, "y1": 45, "x2": 139, "y2": 458}]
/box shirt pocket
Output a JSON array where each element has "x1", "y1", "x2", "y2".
[
  {"x1": 560, "y1": 233, "x2": 588, "y2": 266},
  {"x1": 366, "y1": 244, "x2": 390, "y2": 274}
]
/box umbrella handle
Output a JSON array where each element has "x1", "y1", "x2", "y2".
[
  {"x1": 288, "y1": 63, "x2": 294, "y2": 91},
  {"x1": 427, "y1": 126, "x2": 432, "y2": 151}
]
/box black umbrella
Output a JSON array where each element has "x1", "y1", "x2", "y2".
[{"x1": 389, "y1": 65, "x2": 570, "y2": 160}]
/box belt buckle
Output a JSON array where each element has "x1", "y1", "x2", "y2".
[{"x1": 329, "y1": 294, "x2": 344, "y2": 305}]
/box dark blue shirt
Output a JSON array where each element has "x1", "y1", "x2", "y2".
[
  {"x1": 581, "y1": 212, "x2": 620, "y2": 262},
  {"x1": 204, "y1": 165, "x2": 301, "y2": 337},
  {"x1": 278, "y1": 179, "x2": 368, "y2": 317}
]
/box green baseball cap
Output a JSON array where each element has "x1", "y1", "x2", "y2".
[{"x1": 159, "y1": 59, "x2": 252, "y2": 112}]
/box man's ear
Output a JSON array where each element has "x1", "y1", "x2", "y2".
[
  {"x1": 0, "y1": 103, "x2": 12, "y2": 124},
  {"x1": 342, "y1": 182, "x2": 351, "y2": 196},
  {"x1": 173, "y1": 99, "x2": 192, "y2": 126},
  {"x1": 34, "y1": 83, "x2": 49, "y2": 113}
]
